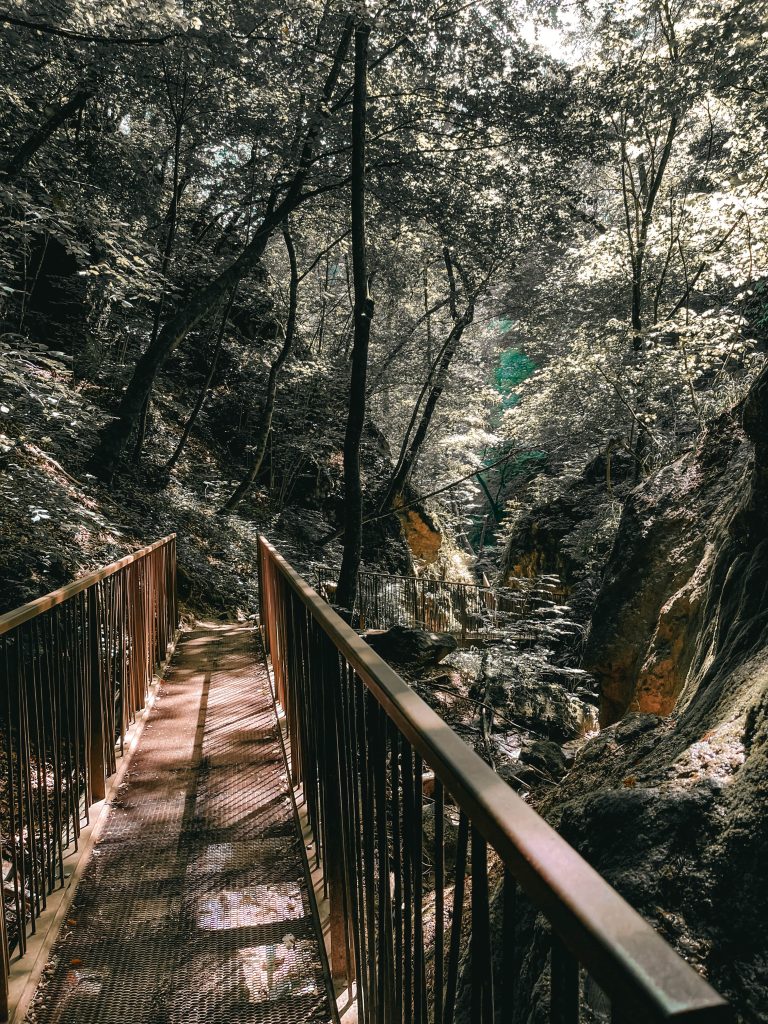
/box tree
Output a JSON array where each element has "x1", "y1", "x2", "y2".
[
  {"x1": 218, "y1": 225, "x2": 298, "y2": 510},
  {"x1": 336, "y1": 19, "x2": 373, "y2": 613},
  {"x1": 380, "y1": 247, "x2": 476, "y2": 510},
  {"x1": 89, "y1": 14, "x2": 355, "y2": 479}
]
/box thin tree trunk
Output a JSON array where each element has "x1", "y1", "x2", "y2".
[
  {"x1": 380, "y1": 250, "x2": 474, "y2": 509},
  {"x1": 2, "y1": 88, "x2": 93, "y2": 181},
  {"x1": 336, "y1": 21, "x2": 373, "y2": 613},
  {"x1": 631, "y1": 254, "x2": 643, "y2": 352},
  {"x1": 166, "y1": 285, "x2": 237, "y2": 471},
  {"x1": 475, "y1": 471, "x2": 501, "y2": 522},
  {"x1": 219, "y1": 226, "x2": 298, "y2": 511},
  {"x1": 133, "y1": 85, "x2": 187, "y2": 462},
  {"x1": 622, "y1": 116, "x2": 678, "y2": 352},
  {"x1": 90, "y1": 17, "x2": 354, "y2": 480}
]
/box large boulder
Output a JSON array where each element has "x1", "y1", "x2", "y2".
[
  {"x1": 479, "y1": 649, "x2": 599, "y2": 742},
  {"x1": 363, "y1": 625, "x2": 457, "y2": 669}
]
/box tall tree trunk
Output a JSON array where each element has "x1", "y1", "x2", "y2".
[
  {"x1": 166, "y1": 285, "x2": 237, "y2": 472},
  {"x1": 620, "y1": 116, "x2": 678, "y2": 353},
  {"x1": 90, "y1": 18, "x2": 354, "y2": 480},
  {"x1": 380, "y1": 250, "x2": 474, "y2": 510},
  {"x1": 630, "y1": 252, "x2": 644, "y2": 352},
  {"x1": 2, "y1": 88, "x2": 93, "y2": 181},
  {"x1": 336, "y1": 21, "x2": 373, "y2": 613},
  {"x1": 219, "y1": 226, "x2": 298, "y2": 511}
]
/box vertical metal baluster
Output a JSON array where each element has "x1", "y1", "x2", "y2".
[
  {"x1": 63, "y1": 599, "x2": 76, "y2": 844},
  {"x1": 402, "y1": 738, "x2": 414, "y2": 1024},
  {"x1": 21, "y1": 623, "x2": 42, "y2": 927},
  {"x1": 39, "y1": 613, "x2": 55, "y2": 889},
  {"x1": 373, "y1": 701, "x2": 394, "y2": 1024},
  {"x1": 550, "y1": 936, "x2": 579, "y2": 1024},
  {"x1": 413, "y1": 753, "x2": 427, "y2": 1024},
  {"x1": 0, "y1": 830, "x2": 8, "y2": 1020},
  {"x1": 45, "y1": 610, "x2": 63, "y2": 887},
  {"x1": 359, "y1": 684, "x2": 378, "y2": 1022},
  {"x1": 390, "y1": 721, "x2": 403, "y2": 1024},
  {"x1": 471, "y1": 829, "x2": 494, "y2": 1024},
  {"x1": 316, "y1": 625, "x2": 330, "y2": 869},
  {"x1": 29, "y1": 619, "x2": 48, "y2": 908},
  {"x1": 4, "y1": 636, "x2": 23, "y2": 956},
  {"x1": 301, "y1": 619, "x2": 320, "y2": 852},
  {"x1": 347, "y1": 667, "x2": 370, "y2": 1021},
  {"x1": 72, "y1": 592, "x2": 84, "y2": 839},
  {"x1": 434, "y1": 779, "x2": 445, "y2": 1024},
  {"x1": 71, "y1": 592, "x2": 82, "y2": 832},
  {"x1": 500, "y1": 870, "x2": 517, "y2": 1019},
  {"x1": 50, "y1": 607, "x2": 65, "y2": 884},
  {"x1": 114, "y1": 571, "x2": 126, "y2": 746},
  {"x1": 444, "y1": 811, "x2": 469, "y2": 1024},
  {"x1": 334, "y1": 649, "x2": 362, "y2": 995},
  {"x1": 88, "y1": 583, "x2": 106, "y2": 802}
]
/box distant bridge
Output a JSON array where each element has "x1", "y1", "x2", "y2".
[{"x1": 316, "y1": 566, "x2": 568, "y2": 641}]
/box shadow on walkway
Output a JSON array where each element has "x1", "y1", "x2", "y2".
[{"x1": 24, "y1": 622, "x2": 332, "y2": 1024}]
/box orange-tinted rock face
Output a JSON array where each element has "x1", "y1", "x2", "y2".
[
  {"x1": 535, "y1": 366, "x2": 768, "y2": 1024},
  {"x1": 585, "y1": 417, "x2": 748, "y2": 726},
  {"x1": 633, "y1": 583, "x2": 703, "y2": 716},
  {"x1": 597, "y1": 584, "x2": 701, "y2": 723},
  {"x1": 394, "y1": 495, "x2": 442, "y2": 563}
]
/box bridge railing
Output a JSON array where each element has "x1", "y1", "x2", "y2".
[
  {"x1": 0, "y1": 536, "x2": 177, "y2": 1020},
  {"x1": 261, "y1": 537, "x2": 730, "y2": 1024},
  {"x1": 316, "y1": 567, "x2": 567, "y2": 640}
]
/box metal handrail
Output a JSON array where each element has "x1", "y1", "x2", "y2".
[
  {"x1": 316, "y1": 564, "x2": 565, "y2": 593},
  {"x1": 260, "y1": 536, "x2": 730, "y2": 1023},
  {"x1": 315, "y1": 565, "x2": 560, "y2": 640},
  {"x1": 0, "y1": 536, "x2": 178, "y2": 1021},
  {"x1": 0, "y1": 535, "x2": 175, "y2": 633}
]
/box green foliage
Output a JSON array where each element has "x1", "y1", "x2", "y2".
[
  {"x1": 495, "y1": 348, "x2": 536, "y2": 409},
  {"x1": 1, "y1": 0, "x2": 767, "y2": 578}
]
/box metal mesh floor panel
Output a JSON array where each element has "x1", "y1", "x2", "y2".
[{"x1": 25, "y1": 623, "x2": 332, "y2": 1024}]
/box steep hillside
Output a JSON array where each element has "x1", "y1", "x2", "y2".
[{"x1": 0, "y1": 340, "x2": 412, "y2": 617}]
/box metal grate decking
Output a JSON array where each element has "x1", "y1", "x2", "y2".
[{"x1": 23, "y1": 622, "x2": 332, "y2": 1024}]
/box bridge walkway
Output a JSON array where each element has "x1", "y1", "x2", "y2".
[{"x1": 22, "y1": 622, "x2": 332, "y2": 1024}]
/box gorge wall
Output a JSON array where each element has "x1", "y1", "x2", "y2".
[{"x1": 536, "y1": 362, "x2": 768, "y2": 1021}]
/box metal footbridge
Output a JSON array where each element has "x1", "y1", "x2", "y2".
[{"x1": 0, "y1": 536, "x2": 730, "y2": 1023}]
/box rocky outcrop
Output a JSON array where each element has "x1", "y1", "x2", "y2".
[
  {"x1": 500, "y1": 452, "x2": 632, "y2": 622},
  {"x1": 534, "y1": 363, "x2": 768, "y2": 1021},
  {"x1": 393, "y1": 488, "x2": 442, "y2": 564},
  {"x1": 584, "y1": 410, "x2": 756, "y2": 726},
  {"x1": 364, "y1": 625, "x2": 457, "y2": 668},
  {"x1": 479, "y1": 648, "x2": 598, "y2": 742}
]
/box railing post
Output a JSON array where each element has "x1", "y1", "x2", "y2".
[
  {"x1": 258, "y1": 537, "x2": 266, "y2": 648},
  {"x1": 325, "y1": 661, "x2": 354, "y2": 985},
  {"x1": 256, "y1": 538, "x2": 733, "y2": 1024},
  {"x1": 0, "y1": 880, "x2": 9, "y2": 1024},
  {"x1": 87, "y1": 586, "x2": 106, "y2": 802}
]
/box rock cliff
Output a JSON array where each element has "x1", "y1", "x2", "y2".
[{"x1": 540, "y1": 362, "x2": 768, "y2": 1020}]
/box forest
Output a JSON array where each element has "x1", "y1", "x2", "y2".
[{"x1": 1, "y1": 0, "x2": 767, "y2": 1021}]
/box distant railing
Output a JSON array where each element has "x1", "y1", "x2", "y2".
[
  {"x1": 316, "y1": 566, "x2": 567, "y2": 640},
  {"x1": 261, "y1": 537, "x2": 730, "y2": 1024},
  {"x1": 0, "y1": 536, "x2": 177, "y2": 1020}
]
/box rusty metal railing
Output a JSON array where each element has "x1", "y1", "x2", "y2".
[
  {"x1": 261, "y1": 537, "x2": 730, "y2": 1024},
  {"x1": 316, "y1": 567, "x2": 567, "y2": 641},
  {"x1": 0, "y1": 536, "x2": 177, "y2": 1020}
]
